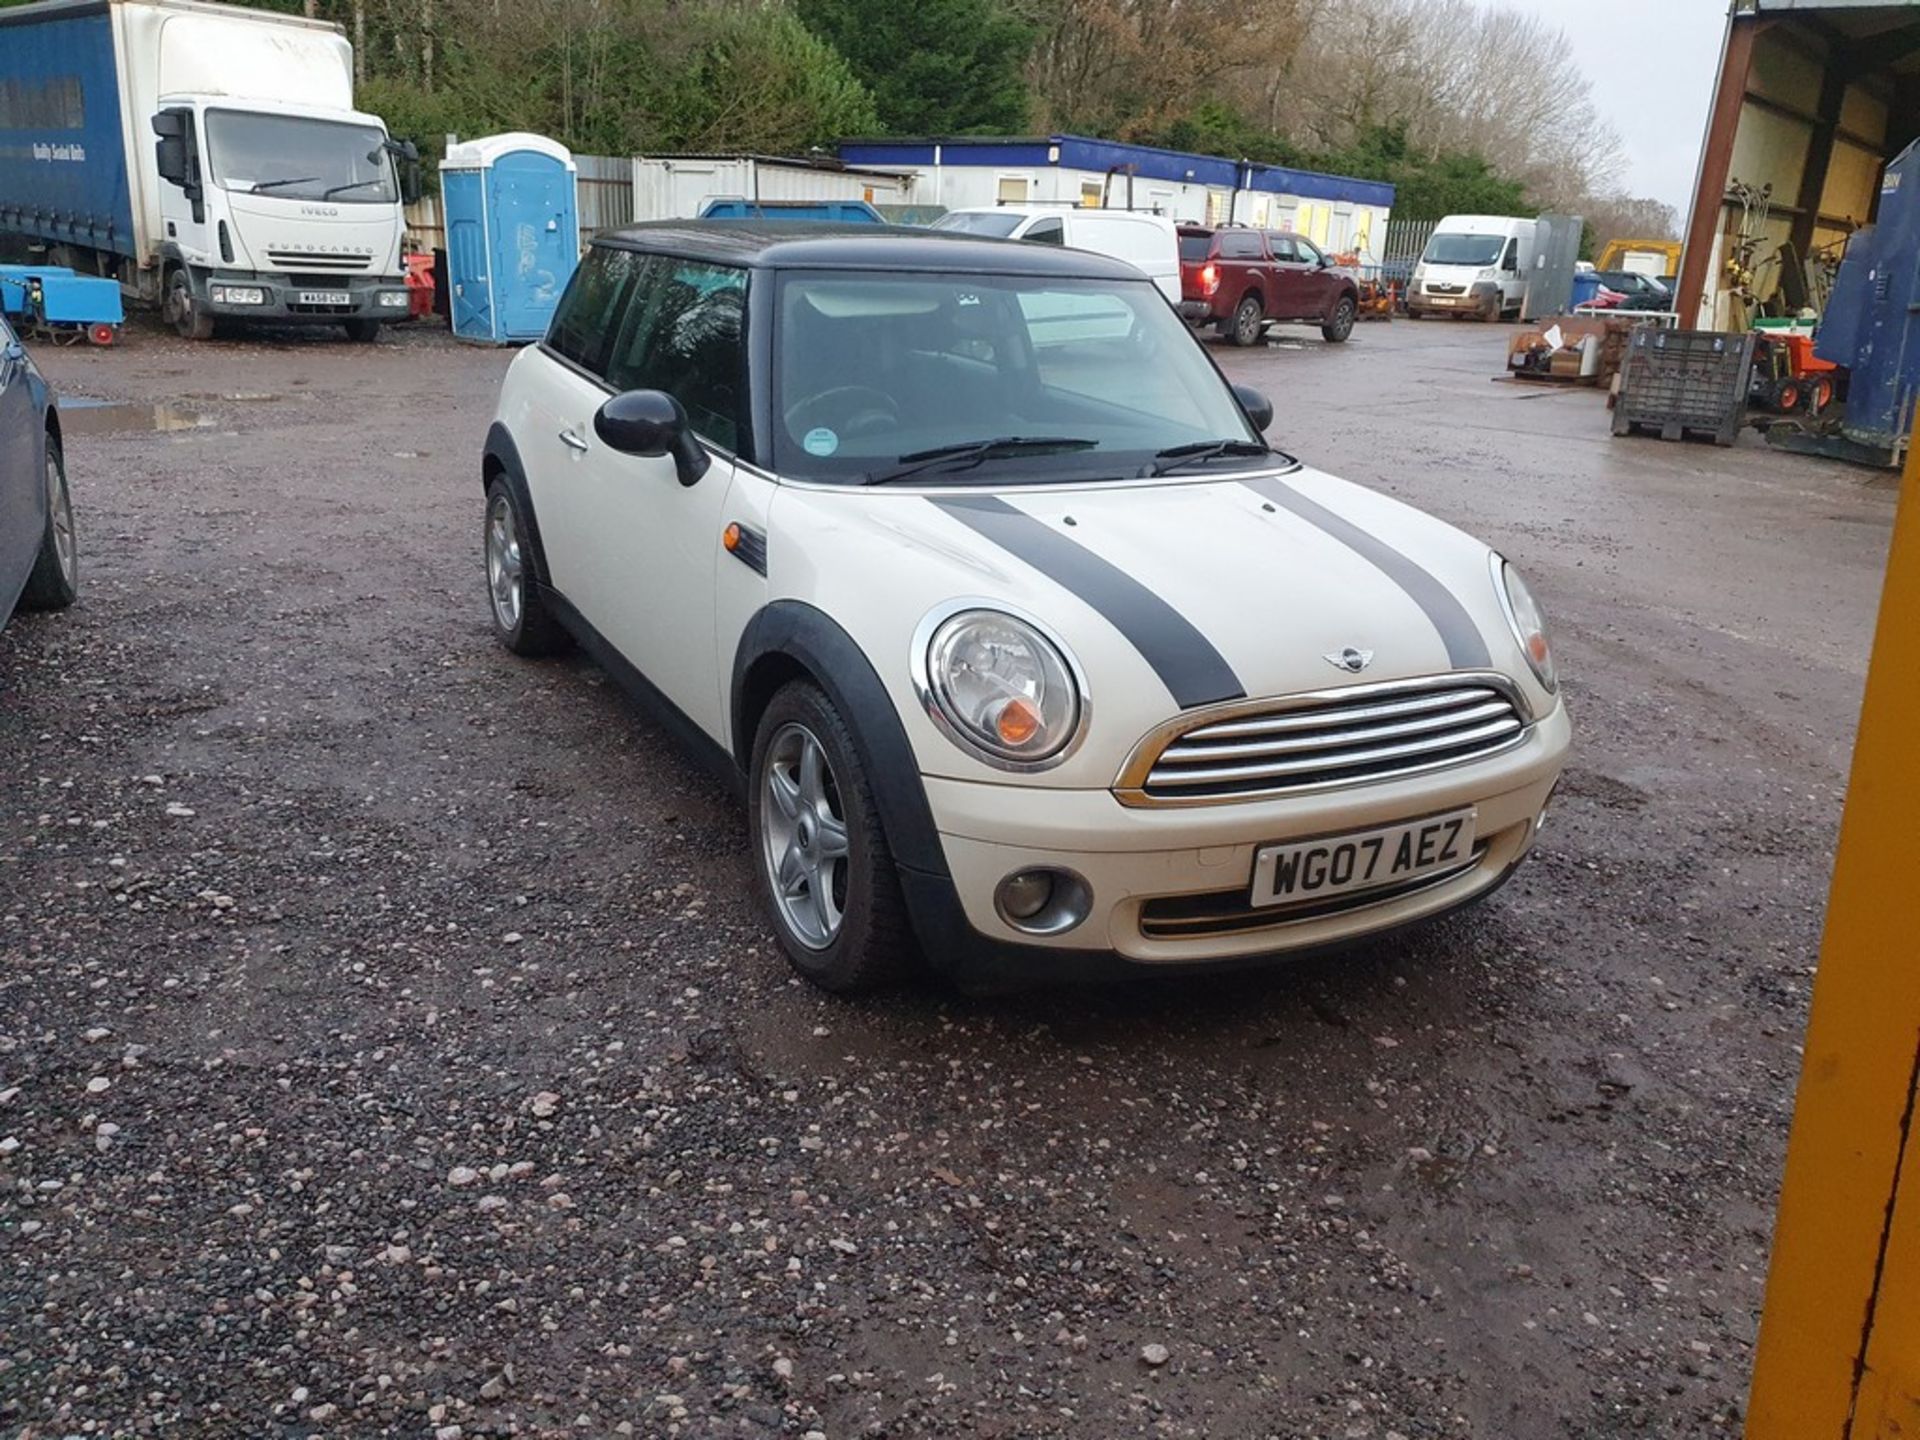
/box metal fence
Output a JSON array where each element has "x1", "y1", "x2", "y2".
[
  {"x1": 1382, "y1": 217, "x2": 1438, "y2": 265},
  {"x1": 402, "y1": 151, "x2": 633, "y2": 255}
]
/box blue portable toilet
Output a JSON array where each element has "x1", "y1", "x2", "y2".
[{"x1": 440, "y1": 133, "x2": 580, "y2": 344}]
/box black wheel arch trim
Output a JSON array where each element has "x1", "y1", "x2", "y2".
[
  {"x1": 731, "y1": 599, "x2": 948, "y2": 879},
  {"x1": 482, "y1": 423, "x2": 555, "y2": 588}
]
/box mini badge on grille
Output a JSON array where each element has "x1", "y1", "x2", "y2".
[{"x1": 1324, "y1": 647, "x2": 1374, "y2": 673}]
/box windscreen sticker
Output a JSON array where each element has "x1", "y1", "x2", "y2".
[{"x1": 803, "y1": 427, "x2": 839, "y2": 456}]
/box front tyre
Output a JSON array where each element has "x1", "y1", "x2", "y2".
[
  {"x1": 344, "y1": 319, "x2": 381, "y2": 343},
  {"x1": 750, "y1": 681, "x2": 913, "y2": 992},
  {"x1": 167, "y1": 271, "x2": 214, "y2": 342},
  {"x1": 20, "y1": 433, "x2": 77, "y2": 611},
  {"x1": 483, "y1": 477, "x2": 567, "y2": 656},
  {"x1": 1321, "y1": 294, "x2": 1357, "y2": 343}
]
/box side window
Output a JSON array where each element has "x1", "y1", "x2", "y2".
[
  {"x1": 1024, "y1": 217, "x2": 1065, "y2": 246},
  {"x1": 1219, "y1": 231, "x2": 1263, "y2": 259},
  {"x1": 1266, "y1": 233, "x2": 1298, "y2": 263},
  {"x1": 1293, "y1": 237, "x2": 1324, "y2": 267},
  {"x1": 547, "y1": 246, "x2": 642, "y2": 377},
  {"x1": 1500, "y1": 237, "x2": 1519, "y2": 272},
  {"x1": 605, "y1": 258, "x2": 749, "y2": 452}
]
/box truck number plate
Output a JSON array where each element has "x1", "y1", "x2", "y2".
[{"x1": 299, "y1": 290, "x2": 351, "y2": 306}]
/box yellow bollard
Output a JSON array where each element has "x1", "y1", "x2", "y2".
[{"x1": 1746, "y1": 412, "x2": 1920, "y2": 1437}]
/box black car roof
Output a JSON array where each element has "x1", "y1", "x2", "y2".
[{"x1": 593, "y1": 220, "x2": 1147, "y2": 280}]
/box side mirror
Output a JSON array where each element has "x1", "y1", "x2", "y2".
[
  {"x1": 1232, "y1": 383, "x2": 1273, "y2": 433},
  {"x1": 155, "y1": 134, "x2": 189, "y2": 187},
  {"x1": 385, "y1": 137, "x2": 424, "y2": 205},
  {"x1": 594, "y1": 390, "x2": 711, "y2": 486}
]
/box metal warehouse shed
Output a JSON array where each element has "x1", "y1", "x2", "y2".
[
  {"x1": 837, "y1": 135, "x2": 1396, "y2": 261},
  {"x1": 1679, "y1": 0, "x2": 1920, "y2": 329}
]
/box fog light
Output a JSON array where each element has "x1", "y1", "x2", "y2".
[
  {"x1": 993, "y1": 867, "x2": 1092, "y2": 936},
  {"x1": 212, "y1": 285, "x2": 265, "y2": 306},
  {"x1": 377, "y1": 290, "x2": 408, "y2": 308},
  {"x1": 999, "y1": 870, "x2": 1053, "y2": 920}
]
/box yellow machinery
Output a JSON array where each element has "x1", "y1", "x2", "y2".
[
  {"x1": 1746, "y1": 410, "x2": 1920, "y2": 1437},
  {"x1": 1596, "y1": 237, "x2": 1681, "y2": 276}
]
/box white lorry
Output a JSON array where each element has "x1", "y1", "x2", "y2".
[
  {"x1": 1407, "y1": 215, "x2": 1537, "y2": 321},
  {"x1": 0, "y1": 0, "x2": 421, "y2": 341}
]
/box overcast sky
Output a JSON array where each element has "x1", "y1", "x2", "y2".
[{"x1": 1498, "y1": 0, "x2": 1731, "y2": 218}]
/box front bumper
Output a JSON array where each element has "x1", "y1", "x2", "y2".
[
  {"x1": 201, "y1": 271, "x2": 409, "y2": 324},
  {"x1": 913, "y1": 701, "x2": 1570, "y2": 974},
  {"x1": 1408, "y1": 281, "x2": 1501, "y2": 316}
]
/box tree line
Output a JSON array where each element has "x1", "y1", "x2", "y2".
[{"x1": 0, "y1": 0, "x2": 1678, "y2": 239}]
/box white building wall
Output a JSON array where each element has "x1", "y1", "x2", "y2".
[
  {"x1": 630, "y1": 157, "x2": 915, "y2": 221},
  {"x1": 841, "y1": 158, "x2": 1392, "y2": 261}
]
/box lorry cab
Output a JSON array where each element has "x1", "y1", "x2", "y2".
[
  {"x1": 931, "y1": 206, "x2": 1182, "y2": 306},
  {"x1": 152, "y1": 94, "x2": 416, "y2": 339},
  {"x1": 1409, "y1": 215, "x2": 1537, "y2": 321}
]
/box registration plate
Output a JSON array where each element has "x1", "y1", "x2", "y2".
[
  {"x1": 1429, "y1": 296, "x2": 1459, "y2": 306},
  {"x1": 298, "y1": 290, "x2": 351, "y2": 305},
  {"x1": 1249, "y1": 809, "x2": 1476, "y2": 908}
]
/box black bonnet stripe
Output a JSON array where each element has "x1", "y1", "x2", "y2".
[
  {"x1": 930, "y1": 494, "x2": 1245, "y2": 709},
  {"x1": 1240, "y1": 476, "x2": 1490, "y2": 669}
]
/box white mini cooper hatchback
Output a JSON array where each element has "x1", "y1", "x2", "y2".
[{"x1": 483, "y1": 224, "x2": 1570, "y2": 991}]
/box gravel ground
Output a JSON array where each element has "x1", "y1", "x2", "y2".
[{"x1": 0, "y1": 312, "x2": 1894, "y2": 1438}]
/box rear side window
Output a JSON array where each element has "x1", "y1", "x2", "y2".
[
  {"x1": 1218, "y1": 231, "x2": 1264, "y2": 259},
  {"x1": 605, "y1": 258, "x2": 749, "y2": 452},
  {"x1": 547, "y1": 246, "x2": 643, "y2": 376},
  {"x1": 1023, "y1": 216, "x2": 1065, "y2": 245}
]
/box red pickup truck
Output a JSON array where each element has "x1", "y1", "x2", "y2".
[{"x1": 1176, "y1": 226, "x2": 1360, "y2": 345}]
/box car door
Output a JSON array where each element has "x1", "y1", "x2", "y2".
[
  {"x1": 0, "y1": 315, "x2": 42, "y2": 608},
  {"x1": 558, "y1": 254, "x2": 748, "y2": 741},
  {"x1": 1265, "y1": 233, "x2": 1314, "y2": 318},
  {"x1": 1289, "y1": 236, "x2": 1341, "y2": 318}
]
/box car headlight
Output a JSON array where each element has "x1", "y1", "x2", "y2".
[
  {"x1": 916, "y1": 607, "x2": 1084, "y2": 768},
  {"x1": 1495, "y1": 558, "x2": 1557, "y2": 693},
  {"x1": 378, "y1": 291, "x2": 409, "y2": 308}
]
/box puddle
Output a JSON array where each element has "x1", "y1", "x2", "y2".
[
  {"x1": 182, "y1": 391, "x2": 280, "y2": 403},
  {"x1": 60, "y1": 397, "x2": 217, "y2": 435}
]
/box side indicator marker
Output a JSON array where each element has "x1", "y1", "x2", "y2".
[{"x1": 724, "y1": 521, "x2": 768, "y2": 576}]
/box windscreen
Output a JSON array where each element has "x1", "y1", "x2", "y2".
[
  {"x1": 205, "y1": 110, "x2": 397, "y2": 204},
  {"x1": 772, "y1": 270, "x2": 1261, "y2": 484},
  {"x1": 930, "y1": 212, "x2": 1025, "y2": 238},
  {"x1": 1422, "y1": 232, "x2": 1506, "y2": 267}
]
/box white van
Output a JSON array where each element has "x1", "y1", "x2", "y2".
[
  {"x1": 931, "y1": 206, "x2": 1182, "y2": 305},
  {"x1": 1409, "y1": 215, "x2": 1537, "y2": 320}
]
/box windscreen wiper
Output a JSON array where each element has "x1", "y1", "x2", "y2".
[
  {"x1": 249, "y1": 176, "x2": 321, "y2": 193},
  {"x1": 323, "y1": 179, "x2": 387, "y2": 198},
  {"x1": 865, "y1": 436, "x2": 1098, "y2": 486},
  {"x1": 1146, "y1": 438, "x2": 1282, "y2": 476}
]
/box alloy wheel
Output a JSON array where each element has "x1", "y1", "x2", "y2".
[
  {"x1": 46, "y1": 453, "x2": 74, "y2": 585},
  {"x1": 759, "y1": 722, "x2": 851, "y2": 949},
  {"x1": 486, "y1": 493, "x2": 523, "y2": 632}
]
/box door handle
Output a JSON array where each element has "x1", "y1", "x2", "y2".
[{"x1": 558, "y1": 428, "x2": 589, "y2": 452}]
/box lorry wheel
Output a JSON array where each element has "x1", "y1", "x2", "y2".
[
  {"x1": 167, "y1": 272, "x2": 214, "y2": 341},
  {"x1": 343, "y1": 319, "x2": 381, "y2": 343}
]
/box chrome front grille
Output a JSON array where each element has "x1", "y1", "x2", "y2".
[
  {"x1": 268, "y1": 250, "x2": 372, "y2": 270},
  {"x1": 1118, "y1": 674, "x2": 1530, "y2": 806},
  {"x1": 1424, "y1": 282, "x2": 1465, "y2": 295}
]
